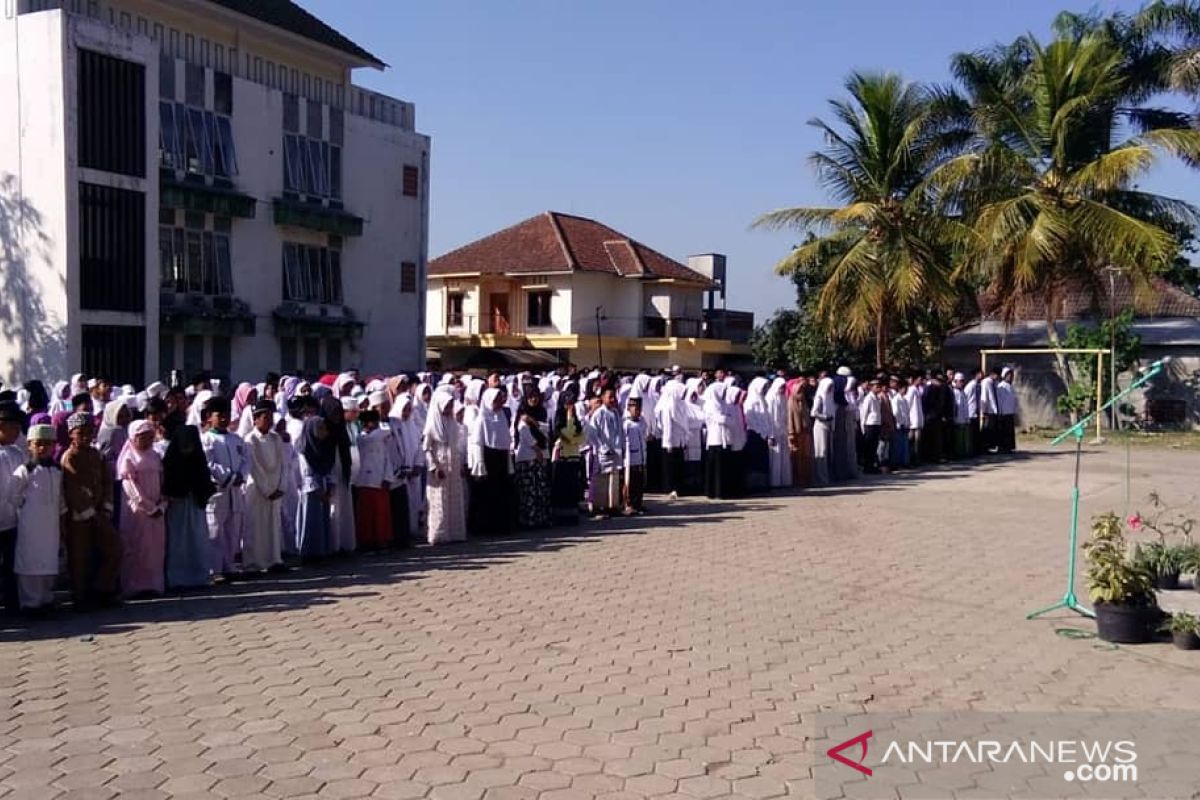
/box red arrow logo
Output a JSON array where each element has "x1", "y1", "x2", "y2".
[{"x1": 827, "y1": 730, "x2": 873, "y2": 776}]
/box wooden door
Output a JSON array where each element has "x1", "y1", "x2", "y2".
[{"x1": 489, "y1": 293, "x2": 510, "y2": 335}]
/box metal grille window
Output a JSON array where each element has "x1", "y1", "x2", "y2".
[
  {"x1": 159, "y1": 101, "x2": 237, "y2": 177},
  {"x1": 400, "y1": 261, "x2": 417, "y2": 294},
  {"x1": 80, "y1": 183, "x2": 145, "y2": 312},
  {"x1": 279, "y1": 337, "x2": 297, "y2": 374},
  {"x1": 282, "y1": 242, "x2": 342, "y2": 304},
  {"x1": 283, "y1": 133, "x2": 338, "y2": 199},
  {"x1": 402, "y1": 165, "x2": 419, "y2": 197},
  {"x1": 210, "y1": 335, "x2": 231, "y2": 384},
  {"x1": 78, "y1": 49, "x2": 145, "y2": 177},
  {"x1": 81, "y1": 325, "x2": 145, "y2": 386},
  {"x1": 159, "y1": 215, "x2": 233, "y2": 295}
]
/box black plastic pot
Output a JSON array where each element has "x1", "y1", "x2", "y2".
[
  {"x1": 1094, "y1": 601, "x2": 1158, "y2": 644},
  {"x1": 1172, "y1": 630, "x2": 1200, "y2": 650},
  {"x1": 1153, "y1": 572, "x2": 1180, "y2": 591}
]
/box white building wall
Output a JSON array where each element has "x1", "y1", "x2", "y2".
[
  {"x1": 569, "y1": 272, "x2": 643, "y2": 338},
  {"x1": 0, "y1": 10, "x2": 72, "y2": 384}
]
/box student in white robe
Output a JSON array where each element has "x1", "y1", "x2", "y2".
[
  {"x1": 12, "y1": 425, "x2": 63, "y2": 611},
  {"x1": 996, "y1": 367, "x2": 1018, "y2": 453},
  {"x1": 810, "y1": 374, "x2": 835, "y2": 487},
  {"x1": 765, "y1": 377, "x2": 792, "y2": 488},
  {"x1": 588, "y1": 386, "x2": 625, "y2": 518},
  {"x1": 201, "y1": 396, "x2": 248, "y2": 579},
  {"x1": 243, "y1": 401, "x2": 286, "y2": 572},
  {"x1": 683, "y1": 378, "x2": 706, "y2": 495},
  {"x1": 654, "y1": 378, "x2": 688, "y2": 499},
  {"x1": 390, "y1": 396, "x2": 423, "y2": 542},
  {"x1": 703, "y1": 381, "x2": 733, "y2": 499},
  {"x1": 0, "y1": 402, "x2": 27, "y2": 613},
  {"x1": 742, "y1": 377, "x2": 772, "y2": 492},
  {"x1": 424, "y1": 392, "x2": 466, "y2": 544},
  {"x1": 622, "y1": 396, "x2": 648, "y2": 515}
]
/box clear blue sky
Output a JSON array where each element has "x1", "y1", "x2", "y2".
[{"x1": 304, "y1": 0, "x2": 1187, "y2": 321}]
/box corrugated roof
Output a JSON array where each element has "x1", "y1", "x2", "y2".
[
  {"x1": 944, "y1": 319, "x2": 1200, "y2": 349},
  {"x1": 429, "y1": 212, "x2": 713, "y2": 284},
  {"x1": 978, "y1": 276, "x2": 1200, "y2": 321},
  {"x1": 206, "y1": 0, "x2": 384, "y2": 67}
]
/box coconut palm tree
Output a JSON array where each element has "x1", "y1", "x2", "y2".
[
  {"x1": 929, "y1": 30, "x2": 1200, "y2": 378},
  {"x1": 753, "y1": 72, "x2": 965, "y2": 367}
]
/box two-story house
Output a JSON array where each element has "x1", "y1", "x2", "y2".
[
  {"x1": 426, "y1": 212, "x2": 751, "y2": 370},
  {"x1": 0, "y1": 0, "x2": 429, "y2": 386}
]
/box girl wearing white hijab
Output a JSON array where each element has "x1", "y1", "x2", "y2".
[
  {"x1": 702, "y1": 381, "x2": 732, "y2": 499},
  {"x1": 469, "y1": 388, "x2": 514, "y2": 535},
  {"x1": 654, "y1": 378, "x2": 688, "y2": 499},
  {"x1": 683, "y1": 378, "x2": 706, "y2": 494},
  {"x1": 765, "y1": 377, "x2": 793, "y2": 488},
  {"x1": 423, "y1": 391, "x2": 466, "y2": 544},
  {"x1": 742, "y1": 377, "x2": 772, "y2": 493},
  {"x1": 389, "y1": 395, "x2": 422, "y2": 541}
]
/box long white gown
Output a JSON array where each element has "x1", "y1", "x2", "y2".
[
  {"x1": 424, "y1": 419, "x2": 466, "y2": 545},
  {"x1": 244, "y1": 429, "x2": 285, "y2": 571},
  {"x1": 766, "y1": 378, "x2": 792, "y2": 488}
]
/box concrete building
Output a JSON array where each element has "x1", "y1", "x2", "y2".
[
  {"x1": 0, "y1": 0, "x2": 429, "y2": 387},
  {"x1": 942, "y1": 277, "x2": 1200, "y2": 429},
  {"x1": 426, "y1": 212, "x2": 752, "y2": 370}
]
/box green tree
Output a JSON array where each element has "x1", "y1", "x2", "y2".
[
  {"x1": 753, "y1": 72, "x2": 965, "y2": 368},
  {"x1": 932, "y1": 29, "x2": 1200, "y2": 382}
]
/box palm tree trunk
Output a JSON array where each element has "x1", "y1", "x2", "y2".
[{"x1": 875, "y1": 303, "x2": 888, "y2": 368}]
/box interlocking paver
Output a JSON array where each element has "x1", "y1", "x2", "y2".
[{"x1": 5, "y1": 447, "x2": 1200, "y2": 799}]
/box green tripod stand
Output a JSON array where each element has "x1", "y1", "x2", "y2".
[{"x1": 1026, "y1": 357, "x2": 1169, "y2": 620}]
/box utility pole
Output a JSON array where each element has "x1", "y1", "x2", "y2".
[{"x1": 595, "y1": 306, "x2": 605, "y2": 368}]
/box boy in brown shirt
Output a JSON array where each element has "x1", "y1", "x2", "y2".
[{"x1": 60, "y1": 412, "x2": 121, "y2": 607}]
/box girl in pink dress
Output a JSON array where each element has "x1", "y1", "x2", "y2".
[{"x1": 117, "y1": 420, "x2": 166, "y2": 597}]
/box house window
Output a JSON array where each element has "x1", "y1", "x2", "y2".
[
  {"x1": 527, "y1": 290, "x2": 552, "y2": 327},
  {"x1": 79, "y1": 183, "x2": 145, "y2": 312},
  {"x1": 402, "y1": 165, "x2": 419, "y2": 197},
  {"x1": 446, "y1": 293, "x2": 464, "y2": 329},
  {"x1": 78, "y1": 49, "x2": 146, "y2": 178},
  {"x1": 400, "y1": 261, "x2": 417, "y2": 294},
  {"x1": 159, "y1": 214, "x2": 232, "y2": 295},
  {"x1": 158, "y1": 333, "x2": 175, "y2": 381},
  {"x1": 282, "y1": 241, "x2": 342, "y2": 304}
]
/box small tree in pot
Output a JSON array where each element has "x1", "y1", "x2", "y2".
[
  {"x1": 1161, "y1": 612, "x2": 1200, "y2": 651},
  {"x1": 1084, "y1": 513, "x2": 1158, "y2": 644}
]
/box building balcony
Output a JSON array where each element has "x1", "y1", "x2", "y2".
[
  {"x1": 160, "y1": 173, "x2": 256, "y2": 219},
  {"x1": 273, "y1": 197, "x2": 364, "y2": 237},
  {"x1": 159, "y1": 291, "x2": 256, "y2": 336},
  {"x1": 272, "y1": 302, "x2": 364, "y2": 340}
]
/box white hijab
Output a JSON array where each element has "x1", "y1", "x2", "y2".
[
  {"x1": 477, "y1": 388, "x2": 512, "y2": 450},
  {"x1": 743, "y1": 376, "x2": 772, "y2": 437},
  {"x1": 422, "y1": 391, "x2": 458, "y2": 448}
]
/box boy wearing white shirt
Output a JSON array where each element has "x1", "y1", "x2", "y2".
[
  {"x1": 0, "y1": 403, "x2": 27, "y2": 613},
  {"x1": 201, "y1": 397, "x2": 248, "y2": 580},
  {"x1": 244, "y1": 401, "x2": 286, "y2": 573},
  {"x1": 858, "y1": 381, "x2": 883, "y2": 474},
  {"x1": 623, "y1": 398, "x2": 648, "y2": 515}
]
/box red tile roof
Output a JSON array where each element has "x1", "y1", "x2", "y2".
[
  {"x1": 429, "y1": 212, "x2": 712, "y2": 285},
  {"x1": 978, "y1": 276, "x2": 1200, "y2": 320}
]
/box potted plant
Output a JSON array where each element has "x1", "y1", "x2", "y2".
[
  {"x1": 1161, "y1": 612, "x2": 1200, "y2": 651},
  {"x1": 1178, "y1": 544, "x2": 1200, "y2": 594},
  {"x1": 1084, "y1": 512, "x2": 1158, "y2": 644},
  {"x1": 1132, "y1": 542, "x2": 1182, "y2": 590}
]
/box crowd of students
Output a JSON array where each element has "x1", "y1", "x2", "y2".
[{"x1": 0, "y1": 363, "x2": 1018, "y2": 615}]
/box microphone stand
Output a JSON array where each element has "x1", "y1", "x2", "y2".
[{"x1": 1026, "y1": 357, "x2": 1169, "y2": 620}]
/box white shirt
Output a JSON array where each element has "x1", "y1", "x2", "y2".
[
  {"x1": 0, "y1": 442, "x2": 27, "y2": 531},
  {"x1": 905, "y1": 385, "x2": 924, "y2": 429},
  {"x1": 953, "y1": 388, "x2": 970, "y2": 424},
  {"x1": 980, "y1": 376, "x2": 998, "y2": 415},
  {"x1": 811, "y1": 378, "x2": 835, "y2": 422},
  {"x1": 996, "y1": 381, "x2": 1018, "y2": 415},
  {"x1": 890, "y1": 391, "x2": 909, "y2": 430},
  {"x1": 353, "y1": 427, "x2": 394, "y2": 488},
  {"x1": 201, "y1": 429, "x2": 248, "y2": 493},
  {"x1": 964, "y1": 379, "x2": 980, "y2": 418},
  {"x1": 858, "y1": 392, "x2": 881, "y2": 429},
  {"x1": 623, "y1": 417, "x2": 647, "y2": 467},
  {"x1": 513, "y1": 419, "x2": 546, "y2": 463}
]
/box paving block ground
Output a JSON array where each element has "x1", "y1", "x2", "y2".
[{"x1": 2, "y1": 443, "x2": 1199, "y2": 799}]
